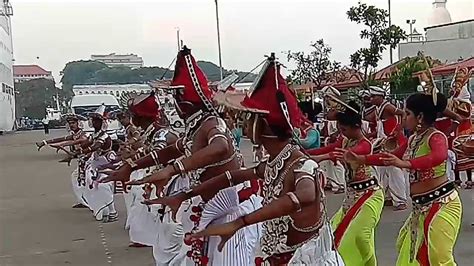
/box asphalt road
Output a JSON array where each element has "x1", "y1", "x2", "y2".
[{"x1": 1, "y1": 129, "x2": 473, "y2": 266}]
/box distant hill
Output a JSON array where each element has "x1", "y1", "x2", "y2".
[
  {"x1": 58, "y1": 59, "x2": 257, "y2": 102},
  {"x1": 197, "y1": 61, "x2": 257, "y2": 83}
]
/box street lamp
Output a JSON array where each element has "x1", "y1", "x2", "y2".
[
  {"x1": 214, "y1": 0, "x2": 223, "y2": 81},
  {"x1": 406, "y1": 19, "x2": 416, "y2": 42}
]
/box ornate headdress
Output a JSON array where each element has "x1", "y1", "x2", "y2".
[
  {"x1": 214, "y1": 53, "x2": 304, "y2": 133},
  {"x1": 368, "y1": 86, "x2": 387, "y2": 97},
  {"x1": 417, "y1": 53, "x2": 438, "y2": 105},
  {"x1": 450, "y1": 66, "x2": 472, "y2": 103},
  {"x1": 358, "y1": 89, "x2": 371, "y2": 98},
  {"x1": 160, "y1": 46, "x2": 215, "y2": 113},
  {"x1": 88, "y1": 104, "x2": 107, "y2": 120},
  {"x1": 321, "y1": 85, "x2": 341, "y2": 98},
  {"x1": 127, "y1": 91, "x2": 161, "y2": 118}
]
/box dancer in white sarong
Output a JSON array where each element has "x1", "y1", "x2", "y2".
[
  {"x1": 35, "y1": 113, "x2": 89, "y2": 209},
  {"x1": 142, "y1": 54, "x2": 343, "y2": 265},
  {"x1": 369, "y1": 86, "x2": 409, "y2": 211},
  {"x1": 115, "y1": 93, "x2": 179, "y2": 247},
  {"x1": 115, "y1": 46, "x2": 255, "y2": 265},
  {"x1": 67, "y1": 105, "x2": 119, "y2": 223},
  {"x1": 320, "y1": 86, "x2": 346, "y2": 193}
]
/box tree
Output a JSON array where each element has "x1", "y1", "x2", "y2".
[
  {"x1": 389, "y1": 54, "x2": 442, "y2": 95},
  {"x1": 15, "y1": 78, "x2": 62, "y2": 119},
  {"x1": 60, "y1": 60, "x2": 109, "y2": 99},
  {"x1": 347, "y1": 3, "x2": 407, "y2": 87},
  {"x1": 286, "y1": 39, "x2": 341, "y2": 91}
]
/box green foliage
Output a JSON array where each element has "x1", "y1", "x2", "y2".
[
  {"x1": 347, "y1": 3, "x2": 407, "y2": 85},
  {"x1": 15, "y1": 78, "x2": 62, "y2": 119},
  {"x1": 286, "y1": 39, "x2": 341, "y2": 89},
  {"x1": 196, "y1": 61, "x2": 257, "y2": 83},
  {"x1": 59, "y1": 60, "x2": 257, "y2": 103},
  {"x1": 389, "y1": 55, "x2": 442, "y2": 94}
]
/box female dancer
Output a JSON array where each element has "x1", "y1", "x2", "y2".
[
  {"x1": 138, "y1": 54, "x2": 343, "y2": 265},
  {"x1": 345, "y1": 93, "x2": 462, "y2": 266},
  {"x1": 308, "y1": 100, "x2": 383, "y2": 266}
]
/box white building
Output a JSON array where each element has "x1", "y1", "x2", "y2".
[
  {"x1": 398, "y1": 0, "x2": 473, "y2": 63},
  {"x1": 399, "y1": 19, "x2": 474, "y2": 63},
  {"x1": 428, "y1": 0, "x2": 452, "y2": 27},
  {"x1": 72, "y1": 84, "x2": 153, "y2": 98},
  {"x1": 91, "y1": 53, "x2": 144, "y2": 68}
]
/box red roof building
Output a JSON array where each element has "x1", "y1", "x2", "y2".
[{"x1": 13, "y1": 65, "x2": 53, "y2": 83}]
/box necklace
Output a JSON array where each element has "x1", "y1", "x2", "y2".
[{"x1": 263, "y1": 144, "x2": 298, "y2": 204}]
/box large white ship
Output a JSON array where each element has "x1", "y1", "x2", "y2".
[{"x1": 0, "y1": 0, "x2": 13, "y2": 133}]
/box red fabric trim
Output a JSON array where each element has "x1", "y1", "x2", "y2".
[
  {"x1": 409, "y1": 133, "x2": 448, "y2": 171},
  {"x1": 416, "y1": 202, "x2": 442, "y2": 266},
  {"x1": 334, "y1": 190, "x2": 374, "y2": 248}
]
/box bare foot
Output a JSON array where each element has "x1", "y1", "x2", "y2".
[
  {"x1": 394, "y1": 203, "x2": 408, "y2": 211},
  {"x1": 128, "y1": 242, "x2": 149, "y2": 248}
]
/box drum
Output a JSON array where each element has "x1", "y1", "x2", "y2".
[{"x1": 452, "y1": 134, "x2": 474, "y2": 171}]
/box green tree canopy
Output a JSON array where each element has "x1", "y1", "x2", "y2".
[
  {"x1": 59, "y1": 60, "x2": 257, "y2": 103},
  {"x1": 389, "y1": 54, "x2": 442, "y2": 95},
  {"x1": 347, "y1": 3, "x2": 407, "y2": 87},
  {"x1": 286, "y1": 39, "x2": 341, "y2": 89},
  {"x1": 15, "y1": 78, "x2": 62, "y2": 119}
]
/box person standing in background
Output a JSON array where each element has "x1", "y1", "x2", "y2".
[{"x1": 42, "y1": 117, "x2": 50, "y2": 134}]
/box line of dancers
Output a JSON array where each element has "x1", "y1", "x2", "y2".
[{"x1": 36, "y1": 46, "x2": 470, "y2": 266}]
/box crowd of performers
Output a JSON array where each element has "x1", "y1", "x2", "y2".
[{"x1": 35, "y1": 46, "x2": 472, "y2": 266}]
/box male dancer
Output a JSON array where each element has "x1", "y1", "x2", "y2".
[
  {"x1": 360, "y1": 90, "x2": 377, "y2": 139},
  {"x1": 71, "y1": 105, "x2": 118, "y2": 222},
  {"x1": 320, "y1": 86, "x2": 345, "y2": 193},
  {"x1": 36, "y1": 113, "x2": 89, "y2": 208},
  {"x1": 369, "y1": 86, "x2": 408, "y2": 210},
  {"x1": 126, "y1": 92, "x2": 179, "y2": 248},
  {"x1": 449, "y1": 67, "x2": 473, "y2": 188},
  {"x1": 143, "y1": 54, "x2": 343, "y2": 265},
  {"x1": 104, "y1": 46, "x2": 256, "y2": 266}
]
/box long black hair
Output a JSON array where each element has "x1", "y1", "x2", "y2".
[{"x1": 406, "y1": 93, "x2": 447, "y2": 125}]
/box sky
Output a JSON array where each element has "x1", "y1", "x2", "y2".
[{"x1": 11, "y1": 0, "x2": 474, "y2": 82}]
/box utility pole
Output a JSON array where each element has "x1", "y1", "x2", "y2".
[
  {"x1": 388, "y1": 0, "x2": 393, "y2": 64},
  {"x1": 176, "y1": 27, "x2": 181, "y2": 51},
  {"x1": 214, "y1": 0, "x2": 223, "y2": 81},
  {"x1": 406, "y1": 19, "x2": 416, "y2": 42}
]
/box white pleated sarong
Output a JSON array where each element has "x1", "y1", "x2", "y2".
[
  {"x1": 127, "y1": 169, "x2": 160, "y2": 246},
  {"x1": 199, "y1": 185, "x2": 262, "y2": 266},
  {"x1": 320, "y1": 160, "x2": 345, "y2": 190},
  {"x1": 71, "y1": 168, "x2": 89, "y2": 207},
  {"x1": 289, "y1": 222, "x2": 345, "y2": 265},
  {"x1": 123, "y1": 170, "x2": 144, "y2": 230},
  {"x1": 84, "y1": 156, "x2": 115, "y2": 221},
  {"x1": 153, "y1": 176, "x2": 189, "y2": 266},
  {"x1": 377, "y1": 166, "x2": 408, "y2": 205}
]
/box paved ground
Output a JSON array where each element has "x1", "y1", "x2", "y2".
[{"x1": 0, "y1": 129, "x2": 473, "y2": 266}]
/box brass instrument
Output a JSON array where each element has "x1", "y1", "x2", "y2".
[
  {"x1": 450, "y1": 67, "x2": 471, "y2": 98},
  {"x1": 372, "y1": 136, "x2": 399, "y2": 153},
  {"x1": 417, "y1": 53, "x2": 438, "y2": 105}
]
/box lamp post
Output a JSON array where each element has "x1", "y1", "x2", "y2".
[
  {"x1": 388, "y1": 0, "x2": 393, "y2": 64},
  {"x1": 406, "y1": 19, "x2": 416, "y2": 42},
  {"x1": 214, "y1": 0, "x2": 223, "y2": 81}
]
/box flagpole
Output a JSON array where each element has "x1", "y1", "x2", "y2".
[{"x1": 214, "y1": 0, "x2": 223, "y2": 81}]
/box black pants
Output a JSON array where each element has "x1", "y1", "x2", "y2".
[{"x1": 44, "y1": 124, "x2": 49, "y2": 134}]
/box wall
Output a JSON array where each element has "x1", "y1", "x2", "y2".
[
  {"x1": 399, "y1": 38, "x2": 474, "y2": 63},
  {"x1": 398, "y1": 20, "x2": 474, "y2": 63}
]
